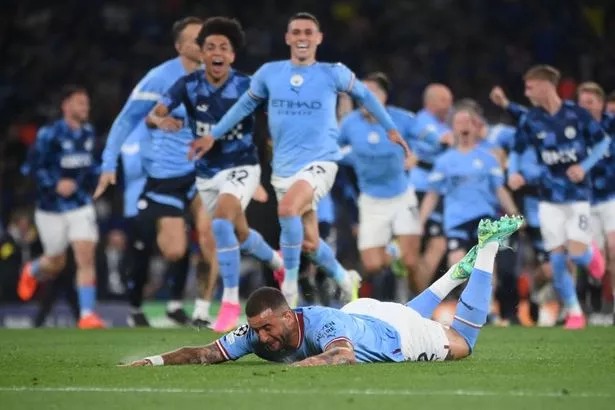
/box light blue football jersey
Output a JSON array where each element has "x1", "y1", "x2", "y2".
[
  {"x1": 339, "y1": 106, "x2": 415, "y2": 198},
  {"x1": 119, "y1": 123, "x2": 147, "y2": 218},
  {"x1": 211, "y1": 60, "x2": 397, "y2": 178},
  {"x1": 102, "y1": 57, "x2": 195, "y2": 179},
  {"x1": 428, "y1": 147, "x2": 503, "y2": 231},
  {"x1": 216, "y1": 306, "x2": 405, "y2": 364},
  {"x1": 407, "y1": 109, "x2": 451, "y2": 192}
]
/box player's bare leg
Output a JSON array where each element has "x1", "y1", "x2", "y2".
[
  {"x1": 413, "y1": 236, "x2": 447, "y2": 292},
  {"x1": 360, "y1": 247, "x2": 387, "y2": 275},
  {"x1": 396, "y1": 234, "x2": 420, "y2": 282},
  {"x1": 447, "y1": 248, "x2": 466, "y2": 270},
  {"x1": 157, "y1": 217, "x2": 188, "y2": 262}
]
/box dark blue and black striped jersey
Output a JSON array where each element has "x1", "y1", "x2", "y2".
[
  {"x1": 22, "y1": 119, "x2": 100, "y2": 212},
  {"x1": 162, "y1": 69, "x2": 258, "y2": 178},
  {"x1": 513, "y1": 101, "x2": 608, "y2": 203},
  {"x1": 590, "y1": 113, "x2": 615, "y2": 204}
]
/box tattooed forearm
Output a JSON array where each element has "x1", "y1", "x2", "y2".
[
  {"x1": 161, "y1": 343, "x2": 227, "y2": 365},
  {"x1": 293, "y1": 347, "x2": 356, "y2": 367}
]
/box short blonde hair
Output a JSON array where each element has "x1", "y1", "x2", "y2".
[
  {"x1": 523, "y1": 65, "x2": 561, "y2": 85},
  {"x1": 577, "y1": 81, "x2": 605, "y2": 101}
]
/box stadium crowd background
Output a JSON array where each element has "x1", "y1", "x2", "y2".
[{"x1": 0, "y1": 0, "x2": 614, "y2": 323}]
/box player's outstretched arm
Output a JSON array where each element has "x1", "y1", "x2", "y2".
[
  {"x1": 188, "y1": 91, "x2": 262, "y2": 160},
  {"x1": 291, "y1": 340, "x2": 356, "y2": 367},
  {"x1": 146, "y1": 103, "x2": 182, "y2": 132},
  {"x1": 120, "y1": 343, "x2": 228, "y2": 367}
]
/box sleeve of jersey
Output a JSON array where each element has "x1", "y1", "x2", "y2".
[
  {"x1": 312, "y1": 314, "x2": 353, "y2": 352},
  {"x1": 348, "y1": 81, "x2": 397, "y2": 132},
  {"x1": 413, "y1": 120, "x2": 444, "y2": 145},
  {"x1": 211, "y1": 91, "x2": 262, "y2": 140},
  {"x1": 512, "y1": 118, "x2": 529, "y2": 155},
  {"x1": 508, "y1": 151, "x2": 521, "y2": 175},
  {"x1": 497, "y1": 129, "x2": 516, "y2": 153},
  {"x1": 159, "y1": 76, "x2": 187, "y2": 112},
  {"x1": 489, "y1": 158, "x2": 505, "y2": 188},
  {"x1": 402, "y1": 112, "x2": 419, "y2": 146},
  {"x1": 506, "y1": 102, "x2": 528, "y2": 123},
  {"x1": 247, "y1": 65, "x2": 269, "y2": 100},
  {"x1": 215, "y1": 325, "x2": 257, "y2": 361},
  {"x1": 23, "y1": 128, "x2": 56, "y2": 188},
  {"x1": 427, "y1": 159, "x2": 447, "y2": 194},
  {"x1": 581, "y1": 135, "x2": 611, "y2": 172},
  {"x1": 101, "y1": 100, "x2": 154, "y2": 172}
]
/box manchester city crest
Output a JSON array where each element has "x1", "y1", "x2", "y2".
[{"x1": 290, "y1": 74, "x2": 304, "y2": 87}]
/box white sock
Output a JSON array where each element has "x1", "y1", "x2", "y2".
[
  {"x1": 429, "y1": 264, "x2": 466, "y2": 299},
  {"x1": 80, "y1": 309, "x2": 92, "y2": 318},
  {"x1": 474, "y1": 242, "x2": 499, "y2": 273},
  {"x1": 222, "y1": 287, "x2": 239, "y2": 304},
  {"x1": 192, "y1": 298, "x2": 211, "y2": 319},
  {"x1": 166, "y1": 300, "x2": 183, "y2": 312},
  {"x1": 269, "y1": 252, "x2": 283, "y2": 270}
]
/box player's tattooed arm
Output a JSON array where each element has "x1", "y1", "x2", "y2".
[
  {"x1": 122, "y1": 343, "x2": 228, "y2": 367},
  {"x1": 291, "y1": 340, "x2": 356, "y2": 367},
  {"x1": 160, "y1": 343, "x2": 228, "y2": 365}
]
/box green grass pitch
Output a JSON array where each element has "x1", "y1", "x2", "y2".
[{"x1": 1, "y1": 327, "x2": 614, "y2": 410}]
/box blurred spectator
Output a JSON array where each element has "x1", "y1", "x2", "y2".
[
  {"x1": 0, "y1": 209, "x2": 41, "y2": 302},
  {"x1": 96, "y1": 228, "x2": 129, "y2": 300}
]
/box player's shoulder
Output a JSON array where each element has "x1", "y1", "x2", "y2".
[
  {"x1": 490, "y1": 122, "x2": 515, "y2": 134},
  {"x1": 316, "y1": 61, "x2": 352, "y2": 76},
  {"x1": 38, "y1": 119, "x2": 66, "y2": 138},
  {"x1": 82, "y1": 122, "x2": 95, "y2": 134},
  {"x1": 221, "y1": 323, "x2": 256, "y2": 345},
  {"x1": 387, "y1": 105, "x2": 415, "y2": 120},
  {"x1": 230, "y1": 69, "x2": 251, "y2": 85},
  {"x1": 341, "y1": 109, "x2": 363, "y2": 125},
  {"x1": 300, "y1": 305, "x2": 348, "y2": 324},
  {"x1": 603, "y1": 113, "x2": 615, "y2": 130},
  {"x1": 258, "y1": 60, "x2": 288, "y2": 73},
  {"x1": 414, "y1": 109, "x2": 436, "y2": 124},
  {"x1": 475, "y1": 146, "x2": 500, "y2": 162},
  {"x1": 182, "y1": 69, "x2": 203, "y2": 84},
  {"x1": 144, "y1": 58, "x2": 181, "y2": 79},
  {"x1": 562, "y1": 100, "x2": 590, "y2": 117},
  {"x1": 434, "y1": 148, "x2": 456, "y2": 165}
]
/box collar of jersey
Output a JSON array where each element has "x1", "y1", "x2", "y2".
[{"x1": 294, "y1": 312, "x2": 304, "y2": 349}]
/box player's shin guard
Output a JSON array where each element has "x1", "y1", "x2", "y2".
[
  {"x1": 212, "y1": 219, "x2": 240, "y2": 304},
  {"x1": 451, "y1": 242, "x2": 497, "y2": 352},
  {"x1": 308, "y1": 239, "x2": 346, "y2": 285},
  {"x1": 240, "y1": 229, "x2": 275, "y2": 264},
  {"x1": 550, "y1": 251, "x2": 581, "y2": 312},
  {"x1": 279, "y1": 216, "x2": 303, "y2": 282}
]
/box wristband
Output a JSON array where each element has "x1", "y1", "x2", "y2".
[{"x1": 145, "y1": 355, "x2": 164, "y2": 366}]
